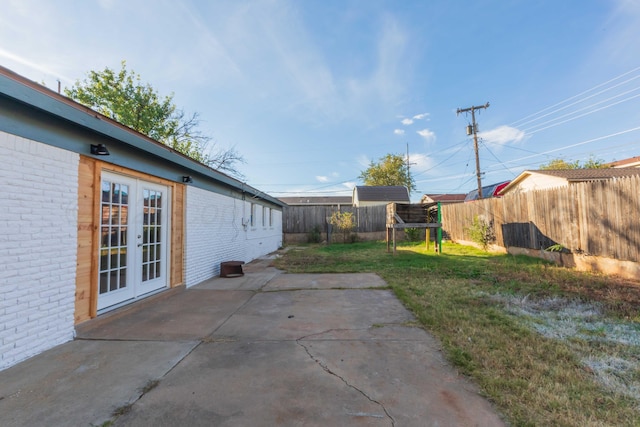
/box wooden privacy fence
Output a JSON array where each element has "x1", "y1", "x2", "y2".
[
  {"x1": 283, "y1": 204, "x2": 388, "y2": 234},
  {"x1": 442, "y1": 176, "x2": 640, "y2": 263}
]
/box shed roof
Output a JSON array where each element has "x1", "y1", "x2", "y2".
[{"x1": 354, "y1": 186, "x2": 409, "y2": 202}]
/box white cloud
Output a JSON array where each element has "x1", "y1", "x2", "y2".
[
  {"x1": 342, "y1": 181, "x2": 357, "y2": 190},
  {"x1": 316, "y1": 176, "x2": 329, "y2": 183},
  {"x1": 400, "y1": 112, "x2": 429, "y2": 127},
  {"x1": 394, "y1": 129, "x2": 405, "y2": 135},
  {"x1": 408, "y1": 153, "x2": 435, "y2": 171},
  {"x1": 593, "y1": 0, "x2": 640, "y2": 66},
  {"x1": 356, "y1": 154, "x2": 371, "y2": 168},
  {"x1": 0, "y1": 48, "x2": 74, "y2": 83},
  {"x1": 417, "y1": 128, "x2": 436, "y2": 142},
  {"x1": 479, "y1": 125, "x2": 525, "y2": 145}
]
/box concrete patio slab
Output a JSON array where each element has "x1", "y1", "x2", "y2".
[
  {"x1": 0, "y1": 340, "x2": 197, "y2": 427},
  {"x1": 212, "y1": 289, "x2": 414, "y2": 341},
  {"x1": 264, "y1": 272, "x2": 388, "y2": 290},
  {"x1": 76, "y1": 289, "x2": 254, "y2": 341},
  {"x1": 0, "y1": 254, "x2": 506, "y2": 426},
  {"x1": 114, "y1": 340, "x2": 391, "y2": 427},
  {"x1": 193, "y1": 268, "x2": 281, "y2": 291}
]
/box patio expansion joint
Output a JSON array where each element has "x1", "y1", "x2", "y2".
[{"x1": 295, "y1": 334, "x2": 396, "y2": 427}]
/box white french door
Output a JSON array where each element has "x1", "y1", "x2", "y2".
[{"x1": 98, "y1": 172, "x2": 170, "y2": 311}]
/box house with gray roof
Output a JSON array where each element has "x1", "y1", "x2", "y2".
[
  {"x1": 352, "y1": 186, "x2": 409, "y2": 207},
  {"x1": 500, "y1": 168, "x2": 640, "y2": 195}
]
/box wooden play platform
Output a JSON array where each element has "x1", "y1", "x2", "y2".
[{"x1": 386, "y1": 202, "x2": 442, "y2": 254}]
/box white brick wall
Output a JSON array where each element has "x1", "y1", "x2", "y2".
[
  {"x1": 184, "y1": 187, "x2": 282, "y2": 287},
  {"x1": 0, "y1": 132, "x2": 78, "y2": 371}
]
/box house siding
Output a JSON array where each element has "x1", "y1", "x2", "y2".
[
  {"x1": 0, "y1": 132, "x2": 78, "y2": 370},
  {"x1": 0, "y1": 67, "x2": 285, "y2": 372},
  {"x1": 184, "y1": 187, "x2": 282, "y2": 287},
  {"x1": 513, "y1": 175, "x2": 568, "y2": 193},
  {"x1": 245, "y1": 204, "x2": 283, "y2": 261}
]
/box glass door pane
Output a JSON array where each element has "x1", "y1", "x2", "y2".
[
  {"x1": 137, "y1": 183, "x2": 168, "y2": 296},
  {"x1": 97, "y1": 174, "x2": 135, "y2": 310}
]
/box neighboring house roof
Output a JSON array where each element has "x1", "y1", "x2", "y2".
[
  {"x1": 353, "y1": 186, "x2": 410, "y2": 205},
  {"x1": 501, "y1": 168, "x2": 640, "y2": 195},
  {"x1": 0, "y1": 65, "x2": 284, "y2": 208},
  {"x1": 279, "y1": 196, "x2": 352, "y2": 206},
  {"x1": 420, "y1": 194, "x2": 466, "y2": 204},
  {"x1": 530, "y1": 168, "x2": 640, "y2": 181},
  {"x1": 606, "y1": 155, "x2": 640, "y2": 168}
]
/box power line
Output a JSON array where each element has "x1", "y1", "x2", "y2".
[
  {"x1": 510, "y1": 65, "x2": 640, "y2": 127},
  {"x1": 499, "y1": 125, "x2": 640, "y2": 167},
  {"x1": 515, "y1": 76, "x2": 640, "y2": 129},
  {"x1": 522, "y1": 88, "x2": 640, "y2": 135},
  {"x1": 480, "y1": 140, "x2": 518, "y2": 178}
]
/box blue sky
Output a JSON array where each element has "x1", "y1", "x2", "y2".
[{"x1": 2, "y1": 0, "x2": 640, "y2": 201}]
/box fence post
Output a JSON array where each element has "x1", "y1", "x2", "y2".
[{"x1": 437, "y1": 202, "x2": 443, "y2": 253}]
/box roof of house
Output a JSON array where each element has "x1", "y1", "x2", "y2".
[
  {"x1": 501, "y1": 168, "x2": 640, "y2": 194},
  {"x1": 421, "y1": 193, "x2": 466, "y2": 203},
  {"x1": 279, "y1": 196, "x2": 352, "y2": 206},
  {"x1": 606, "y1": 155, "x2": 640, "y2": 168},
  {"x1": 0, "y1": 65, "x2": 284, "y2": 208},
  {"x1": 532, "y1": 168, "x2": 640, "y2": 181},
  {"x1": 353, "y1": 186, "x2": 410, "y2": 202}
]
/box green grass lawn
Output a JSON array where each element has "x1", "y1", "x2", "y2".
[{"x1": 274, "y1": 241, "x2": 640, "y2": 427}]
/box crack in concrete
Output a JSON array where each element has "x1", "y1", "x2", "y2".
[{"x1": 296, "y1": 337, "x2": 396, "y2": 427}]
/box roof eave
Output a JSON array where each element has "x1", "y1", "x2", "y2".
[{"x1": 0, "y1": 66, "x2": 284, "y2": 208}]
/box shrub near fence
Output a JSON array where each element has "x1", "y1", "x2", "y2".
[
  {"x1": 442, "y1": 176, "x2": 640, "y2": 263},
  {"x1": 283, "y1": 205, "x2": 388, "y2": 243}
]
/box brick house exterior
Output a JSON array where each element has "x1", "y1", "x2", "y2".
[{"x1": 0, "y1": 66, "x2": 283, "y2": 370}]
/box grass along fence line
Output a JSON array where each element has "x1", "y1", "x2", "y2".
[{"x1": 273, "y1": 241, "x2": 640, "y2": 426}]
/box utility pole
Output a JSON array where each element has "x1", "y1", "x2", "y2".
[
  {"x1": 406, "y1": 143, "x2": 416, "y2": 197},
  {"x1": 457, "y1": 102, "x2": 489, "y2": 198}
]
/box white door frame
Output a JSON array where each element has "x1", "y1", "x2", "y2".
[{"x1": 97, "y1": 171, "x2": 170, "y2": 312}]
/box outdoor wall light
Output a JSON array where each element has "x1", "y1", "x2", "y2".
[
  {"x1": 182, "y1": 176, "x2": 193, "y2": 183},
  {"x1": 90, "y1": 143, "x2": 110, "y2": 155}
]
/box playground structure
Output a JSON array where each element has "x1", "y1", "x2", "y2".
[{"x1": 386, "y1": 202, "x2": 442, "y2": 254}]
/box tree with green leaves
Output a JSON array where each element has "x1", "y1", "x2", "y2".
[
  {"x1": 65, "y1": 61, "x2": 244, "y2": 177},
  {"x1": 539, "y1": 156, "x2": 608, "y2": 170},
  {"x1": 358, "y1": 153, "x2": 415, "y2": 193}
]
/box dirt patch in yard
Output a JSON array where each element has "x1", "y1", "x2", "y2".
[{"x1": 561, "y1": 275, "x2": 640, "y2": 319}]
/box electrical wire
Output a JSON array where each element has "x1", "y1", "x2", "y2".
[
  {"x1": 509, "y1": 65, "x2": 640, "y2": 127},
  {"x1": 522, "y1": 90, "x2": 640, "y2": 135},
  {"x1": 479, "y1": 140, "x2": 518, "y2": 178},
  {"x1": 514, "y1": 75, "x2": 640, "y2": 129}
]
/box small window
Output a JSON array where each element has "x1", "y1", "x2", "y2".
[
  {"x1": 269, "y1": 208, "x2": 273, "y2": 227},
  {"x1": 250, "y1": 203, "x2": 256, "y2": 227},
  {"x1": 262, "y1": 206, "x2": 267, "y2": 227}
]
